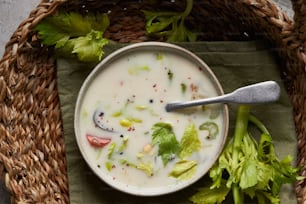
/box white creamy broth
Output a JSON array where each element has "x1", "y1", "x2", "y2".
[{"x1": 77, "y1": 48, "x2": 226, "y2": 194}]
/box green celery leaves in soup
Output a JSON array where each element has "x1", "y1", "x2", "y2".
[{"x1": 79, "y1": 50, "x2": 225, "y2": 189}]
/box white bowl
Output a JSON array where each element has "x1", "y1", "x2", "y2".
[{"x1": 74, "y1": 42, "x2": 229, "y2": 196}]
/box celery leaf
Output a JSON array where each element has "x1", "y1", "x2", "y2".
[
  {"x1": 71, "y1": 30, "x2": 108, "y2": 62},
  {"x1": 34, "y1": 11, "x2": 110, "y2": 62},
  {"x1": 190, "y1": 105, "x2": 303, "y2": 204},
  {"x1": 179, "y1": 123, "x2": 201, "y2": 158},
  {"x1": 120, "y1": 159, "x2": 153, "y2": 177},
  {"x1": 169, "y1": 160, "x2": 197, "y2": 180},
  {"x1": 151, "y1": 122, "x2": 181, "y2": 166},
  {"x1": 142, "y1": 0, "x2": 196, "y2": 42},
  {"x1": 190, "y1": 183, "x2": 230, "y2": 204}
]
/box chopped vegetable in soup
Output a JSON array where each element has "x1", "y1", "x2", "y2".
[{"x1": 78, "y1": 50, "x2": 226, "y2": 190}]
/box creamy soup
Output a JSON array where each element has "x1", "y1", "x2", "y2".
[{"x1": 75, "y1": 43, "x2": 228, "y2": 195}]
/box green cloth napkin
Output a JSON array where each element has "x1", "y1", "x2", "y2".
[{"x1": 57, "y1": 41, "x2": 297, "y2": 204}]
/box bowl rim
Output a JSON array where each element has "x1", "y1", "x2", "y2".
[{"x1": 74, "y1": 42, "x2": 229, "y2": 196}]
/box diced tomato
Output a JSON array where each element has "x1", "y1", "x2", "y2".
[{"x1": 86, "y1": 134, "x2": 111, "y2": 148}]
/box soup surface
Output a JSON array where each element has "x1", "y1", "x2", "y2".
[{"x1": 76, "y1": 45, "x2": 227, "y2": 195}]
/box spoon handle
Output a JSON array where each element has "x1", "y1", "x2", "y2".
[{"x1": 165, "y1": 81, "x2": 281, "y2": 112}]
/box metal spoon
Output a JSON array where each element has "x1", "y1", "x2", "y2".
[{"x1": 165, "y1": 81, "x2": 281, "y2": 112}]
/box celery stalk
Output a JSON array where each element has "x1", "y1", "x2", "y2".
[{"x1": 232, "y1": 105, "x2": 250, "y2": 204}]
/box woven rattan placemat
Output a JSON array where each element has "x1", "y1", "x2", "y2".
[{"x1": 57, "y1": 41, "x2": 297, "y2": 203}]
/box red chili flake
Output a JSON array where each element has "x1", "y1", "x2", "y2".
[
  {"x1": 160, "y1": 100, "x2": 164, "y2": 103},
  {"x1": 190, "y1": 83, "x2": 198, "y2": 92},
  {"x1": 112, "y1": 164, "x2": 116, "y2": 169},
  {"x1": 198, "y1": 67, "x2": 203, "y2": 71},
  {"x1": 128, "y1": 127, "x2": 135, "y2": 132},
  {"x1": 153, "y1": 83, "x2": 157, "y2": 88}
]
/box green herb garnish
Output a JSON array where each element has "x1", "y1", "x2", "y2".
[
  {"x1": 128, "y1": 65, "x2": 150, "y2": 75},
  {"x1": 168, "y1": 70, "x2": 174, "y2": 81},
  {"x1": 120, "y1": 159, "x2": 153, "y2": 177},
  {"x1": 118, "y1": 136, "x2": 129, "y2": 152},
  {"x1": 156, "y1": 53, "x2": 163, "y2": 60},
  {"x1": 151, "y1": 122, "x2": 181, "y2": 166},
  {"x1": 181, "y1": 83, "x2": 187, "y2": 93},
  {"x1": 105, "y1": 162, "x2": 113, "y2": 172},
  {"x1": 179, "y1": 123, "x2": 201, "y2": 158},
  {"x1": 169, "y1": 160, "x2": 197, "y2": 180},
  {"x1": 107, "y1": 143, "x2": 116, "y2": 159}
]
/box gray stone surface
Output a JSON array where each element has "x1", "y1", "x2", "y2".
[{"x1": 0, "y1": 0, "x2": 294, "y2": 203}]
